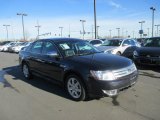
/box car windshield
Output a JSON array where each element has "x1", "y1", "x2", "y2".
[
  {"x1": 55, "y1": 40, "x2": 100, "y2": 57},
  {"x1": 143, "y1": 38, "x2": 160, "y2": 47},
  {"x1": 101, "y1": 39, "x2": 122, "y2": 46}
]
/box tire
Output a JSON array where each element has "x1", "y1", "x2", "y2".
[
  {"x1": 22, "y1": 63, "x2": 32, "y2": 80},
  {"x1": 65, "y1": 75, "x2": 86, "y2": 101},
  {"x1": 116, "y1": 52, "x2": 121, "y2": 56}
]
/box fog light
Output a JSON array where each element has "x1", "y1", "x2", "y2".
[{"x1": 103, "y1": 89, "x2": 118, "y2": 96}]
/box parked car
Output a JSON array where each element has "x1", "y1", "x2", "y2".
[
  {"x1": 12, "y1": 42, "x2": 32, "y2": 53},
  {"x1": 0, "y1": 41, "x2": 11, "y2": 46},
  {"x1": 8, "y1": 42, "x2": 23, "y2": 52},
  {"x1": 19, "y1": 38, "x2": 138, "y2": 101},
  {"x1": 133, "y1": 37, "x2": 160, "y2": 65},
  {"x1": 88, "y1": 39, "x2": 104, "y2": 47},
  {"x1": 0, "y1": 42, "x2": 16, "y2": 52},
  {"x1": 97, "y1": 38, "x2": 141, "y2": 58}
]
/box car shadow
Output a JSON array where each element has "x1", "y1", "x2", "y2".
[
  {"x1": 2, "y1": 65, "x2": 71, "y2": 101},
  {"x1": 136, "y1": 65, "x2": 160, "y2": 78}
]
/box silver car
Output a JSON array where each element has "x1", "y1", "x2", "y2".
[{"x1": 97, "y1": 38, "x2": 141, "y2": 58}]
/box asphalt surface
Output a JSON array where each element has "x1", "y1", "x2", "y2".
[{"x1": 0, "y1": 52, "x2": 160, "y2": 120}]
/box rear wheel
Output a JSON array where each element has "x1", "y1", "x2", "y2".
[
  {"x1": 22, "y1": 63, "x2": 32, "y2": 80},
  {"x1": 65, "y1": 75, "x2": 86, "y2": 101}
]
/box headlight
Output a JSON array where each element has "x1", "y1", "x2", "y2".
[
  {"x1": 90, "y1": 70, "x2": 116, "y2": 81},
  {"x1": 133, "y1": 51, "x2": 139, "y2": 56}
]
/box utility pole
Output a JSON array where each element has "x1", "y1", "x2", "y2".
[
  {"x1": 139, "y1": 21, "x2": 145, "y2": 38},
  {"x1": 150, "y1": 7, "x2": 156, "y2": 37},
  {"x1": 94, "y1": 0, "x2": 97, "y2": 39},
  {"x1": 109, "y1": 30, "x2": 112, "y2": 38},
  {"x1": 17, "y1": 13, "x2": 27, "y2": 40},
  {"x1": 155, "y1": 25, "x2": 160, "y2": 36},
  {"x1": 116, "y1": 28, "x2": 120, "y2": 38},
  {"x1": 59, "y1": 27, "x2": 63, "y2": 37},
  {"x1": 3, "y1": 24, "x2": 10, "y2": 41},
  {"x1": 80, "y1": 20, "x2": 86, "y2": 39},
  {"x1": 35, "y1": 21, "x2": 41, "y2": 39}
]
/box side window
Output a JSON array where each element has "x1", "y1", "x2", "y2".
[
  {"x1": 42, "y1": 42, "x2": 57, "y2": 55},
  {"x1": 31, "y1": 41, "x2": 43, "y2": 54},
  {"x1": 90, "y1": 40, "x2": 102, "y2": 45},
  {"x1": 130, "y1": 40, "x2": 136, "y2": 46},
  {"x1": 123, "y1": 40, "x2": 130, "y2": 45}
]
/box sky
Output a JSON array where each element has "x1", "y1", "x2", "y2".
[{"x1": 0, "y1": 0, "x2": 160, "y2": 40}]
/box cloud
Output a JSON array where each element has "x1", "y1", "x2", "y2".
[{"x1": 108, "y1": 0, "x2": 122, "y2": 9}]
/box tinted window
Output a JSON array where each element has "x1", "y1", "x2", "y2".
[
  {"x1": 90, "y1": 40, "x2": 102, "y2": 45},
  {"x1": 42, "y1": 42, "x2": 57, "y2": 55},
  {"x1": 144, "y1": 38, "x2": 160, "y2": 47},
  {"x1": 31, "y1": 41, "x2": 43, "y2": 54}
]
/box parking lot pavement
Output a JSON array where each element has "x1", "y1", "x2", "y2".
[{"x1": 0, "y1": 52, "x2": 160, "y2": 120}]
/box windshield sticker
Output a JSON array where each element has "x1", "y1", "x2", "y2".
[{"x1": 60, "y1": 44, "x2": 70, "y2": 50}]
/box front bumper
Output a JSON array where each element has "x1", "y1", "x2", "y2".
[
  {"x1": 134, "y1": 56, "x2": 160, "y2": 65},
  {"x1": 87, "y1": 71, "x2": 138, "y2": 97}
]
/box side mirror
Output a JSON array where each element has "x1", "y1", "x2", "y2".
[{"x1": 47, "y1": 51, "x2": 59, "y2": 58}]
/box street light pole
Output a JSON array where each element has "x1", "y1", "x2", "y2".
[
  {"x1": 35, "y1": 21, "x2": 41, "y2": 39},
  {"x1": 139, "y1": 21, "x2": 145, "y2": 38},
  {"x1": 97, "y1": 26, "x2": 100, "y2": 39},
  {"x1": 3, "y1": 25, "x2": 10, "y2": 41},
  {"x1": 147, "y1": 28, "x2": 150, "y2": 37},
  {"x1": 116, "y1": 28, "x2": 120, "y2": 38},
  {"x1": 94, "y1": 0, "x2": 97, "y2": 39},
  {"x1": 59, "y1": 27, "x2": 63, "y2": 37},
  {"x1": 132, "y1": 31, "x2": 135, "y2": 38},
  {"x1": 150, "y1": 7, "x2": 156, "y2": 37},
  {"x1": 17, "y1": 13, "x2": 27, "y2": 40},
  {"x1": 126, "y1": 30, "x2": 128, "y2": 38},
  {"x1": 80, "y1": 20, "x2": 86, "y2": 39},
  {"x1": 155, "y1": 25, "x2": 160, "y2": 36}
]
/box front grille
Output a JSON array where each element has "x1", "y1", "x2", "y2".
[{"x1": 112, "y1": 64, "x2": 137, "y2": 78}]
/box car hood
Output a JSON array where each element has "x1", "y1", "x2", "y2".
[
  {"x1": 96, "y1": 46, "x2": 118, "y2": 52},
  {"x1": 136, "y1": 47, "x2": 160, "y2": 56},
  {"x1": 69, "y1": 53, "x2": 132, "y2": 70}
]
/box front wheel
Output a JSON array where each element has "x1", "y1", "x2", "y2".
[
  {"x1": 65, "y1": 75, "x2": 86, "y2": 101},
  {"x1": 22, "y1": 63, "x2": 32, "y2": 80}
]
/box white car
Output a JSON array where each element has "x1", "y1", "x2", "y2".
[
  {"x1": 97, "y1": 38, "x2": 141, "y2": 58},
  {"x1": 89, "y1": 39, "x2": 104, "y2": 47},
  {"x1": 0, "y1": 42, "x2": 16, "y2": 52},
  {"x1": 12, "y1": 42, "x2": 32, "y2": 53}
]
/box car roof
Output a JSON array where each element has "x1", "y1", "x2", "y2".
[
  {"x1": 38, "y1": 38, "x2": 83, "y2": 42},
  {"x1": 107, "y1": 38, "x2": 124, "y2": 41}
]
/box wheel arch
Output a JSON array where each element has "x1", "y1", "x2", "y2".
[{"x1": 63, "y1": 70, "x2": 88, "y2": 91}]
